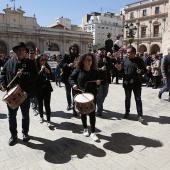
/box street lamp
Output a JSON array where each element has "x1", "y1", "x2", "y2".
[
  {"x1": 124, "y1": 23, "x2": 137, "y2": 47},
  {"x1": 46, "y1": 41, "x2": 53, "y2": 51},
  {"x1": 88, "y1": 43, "x2": 92, "y2": 53}
]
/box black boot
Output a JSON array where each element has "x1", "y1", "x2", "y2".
[
  {"x1": 23, "y1": 134, "x2": 30, "y2": 142},
  {"x1": 9, "y1": 135, "x2": 18, "y2": 146}
]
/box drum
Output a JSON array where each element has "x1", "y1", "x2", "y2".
[
  {"x1": 74, "y1": 93, "x2": 95, "y2": 114},
  {"x1": 2, "y1": 85, "x2": 28, "y2": 109}
]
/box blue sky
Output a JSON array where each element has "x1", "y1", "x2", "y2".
[{"x1": 0, "y1": 0, "x2": 137, "y2": 26}]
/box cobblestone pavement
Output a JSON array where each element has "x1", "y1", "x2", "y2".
[{"x1": 0, "y1": 82, "x2": 170, "y2": 170}]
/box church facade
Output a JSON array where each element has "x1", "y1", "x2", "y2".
[{"x1": 0, "y1": 5, "x2": 92, "y2": 56}]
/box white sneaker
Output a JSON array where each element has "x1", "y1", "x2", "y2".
[
  {"x1": 39, "y1": 117, "x2": 44, "y2": 123},
  {"x1": 33, "y1": 110, "x2": 39, "y2": 116},
  {"x1": 47, "y1": 121, "x2": 52, "y2": 127},
  {"x1": 90, "y1": 133, "x2": 99, "y2": 142},
  {"x1": 83, "y1": 128, "x2": 89, "y2": 137}
]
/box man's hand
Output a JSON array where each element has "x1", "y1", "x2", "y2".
[
  {"x1": 16, "y1": 69, "x2": 23, "y2": 78},
  {"x1": 1, "y1": 85, "x2": 6, "y2": 92}
]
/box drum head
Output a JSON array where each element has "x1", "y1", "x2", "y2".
[
  {"x1": 3, "y1": 86, "x2": 18, "y2": 99},
  {"x1": 74, "y1": 93, "x2": 94, "y2": 103}
]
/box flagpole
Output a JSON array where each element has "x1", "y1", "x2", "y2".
[{"x1": 10, "y1": 0, "x2": 15, "y2": 10}]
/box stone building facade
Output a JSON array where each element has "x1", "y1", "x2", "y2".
[
  {"x1": 124, "y1": 0, "x2": 168, "y2": 54},
  {"x1": 0, "y1": 5, "x2": 92, "y2": 56}
]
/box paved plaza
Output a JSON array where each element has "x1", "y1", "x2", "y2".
[{"x1": 0, "y1": 82, "x2": 170, "y2": 170}]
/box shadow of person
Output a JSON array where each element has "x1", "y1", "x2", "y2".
[
  {"x1": 48, "y1": 121, "x2": 101, "y2": 134},
  {"x1": 51, "y1": 111, "x2": 80, "y2": 119},
  {"x1": 98, "y1": 133, "x2": 162, "y2": 154},
  {"x1": 0, "y1": 113, "x2": 7, "y2": 119},
  {"x1": 18, "y1": 136, "x2": 106, "y2": 164},
  {"x1": 103, "y1": 109, "x2": 170, "y2": 125}
]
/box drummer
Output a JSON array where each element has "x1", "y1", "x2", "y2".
[
  {"x1": 0, "y1": 42, "x2": 38, "y2": 146},
  {"x1": 69, "y1": 53, "x2": 101, "y2": 142}
]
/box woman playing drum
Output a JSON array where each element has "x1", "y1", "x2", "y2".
[{"x1": 69, "y1": 53, "x2": 101, "y2": 142}]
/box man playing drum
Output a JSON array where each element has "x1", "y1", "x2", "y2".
[{"x1": 0, "y1": 42, "x2": 38, "y2": 146}]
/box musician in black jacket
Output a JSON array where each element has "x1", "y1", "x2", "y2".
[
  {"x1": 35, "y1": 54, "x2": 54, "y2": 127},
  {"x1": 69, "y1": 53, "x2": 101, "y2": 142},
  {"x1": 96, "y1": 46, "x2": 113, "y2": 117},
  {"x1": 117, "y1": 46, "x2": 147, "y2": 123},
  {"x1": 60, "y1": 45, "x2": 79, "y2": 115},
  {"x1": 0, "y1": 42, "x2": 38, "y2": 146}
]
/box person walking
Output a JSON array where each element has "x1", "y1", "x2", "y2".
[
  {"x1": 60, "y1": 45, "x2": 79, "y2": 116},
  {"x1": 35, "y1": 54, "x2": 54, "y2": 127},
  {"x1": 159, "y1": 47, "x2": 170, "y2": 101},
  {"x1": 96, "y1": 46, "x2": 113, "y2": 117},
  {"x1": 69, "y1": 53, "x2": 101, "y2": 141},
  {"x1": 116, "y1": 46, "x2": 146, "y2": 123},
  {"x1": 28, "y1": 49, "x2": 39, "y2": 116},
  {"x1": 0, "y1": 42, "x2": 38, "y2": 146}
]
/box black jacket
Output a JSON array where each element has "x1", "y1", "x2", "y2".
[
  {"x1": 121, "y1": 57, "x2": 146, "y2": 87},
  {"x1": 0, "y1": 57, "x2": 38, "y2": 97},
  {"x1": 69, "y1": 68, "x2": 99, "y2": 96},
  {"x1": 97, "y1": 55, "x2": 113, "y2": 85},
  {"x1": 60, "y1": 53, "x2": 79, "y2": 83}
]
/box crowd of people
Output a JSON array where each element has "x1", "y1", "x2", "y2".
[{"x1": 0, "y1": 41, "x2": 170, "y2": 147}]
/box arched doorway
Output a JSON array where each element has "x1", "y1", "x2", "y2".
[
  {"x1": 150, "y1": 44, "x2": 160, "y2": 54},
  {"x1": 138, "y1": 45, "x2": 147, "y2": 54},
  {"x1": 0, "y1": 41, "x2": 7, "y2": 55},
  {"x1": 25, "y1": 42, "x2": 36, "y2": 51},
  {"x1": 50, "y1": 43, "x2": 59, "y2": 51}
]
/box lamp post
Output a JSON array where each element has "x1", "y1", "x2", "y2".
[
  {"x1": 88, "y1": 43, "x2": 92, "y2": 53},
  {"x1": 124, "y1": 23, "x2": 137, "y2": 47},
  {"x1": 46, "y1": 41, "x2": 53, "y2": 51}
]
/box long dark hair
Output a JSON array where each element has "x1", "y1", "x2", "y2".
[
  {"x1": 76, "y1": 53, "x2": 97, "y2": 70},
  {"x1": 36, "y1": 54, "x2": 52, "y2": 72}
]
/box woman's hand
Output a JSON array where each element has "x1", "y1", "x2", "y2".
[
  {"x1": 96, "y1": 80, "x2": 101, "y2": 85},
  {"x1": 73, "y1": 85, "x2": 78, "y2": 90},
  {"x1": 1, "y1": 85, "x2": 6, "y2": 92},
  {"x1": 45, "y1": 68, "x2": 50, "y2": 74}
]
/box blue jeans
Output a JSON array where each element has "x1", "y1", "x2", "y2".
[
  {"x1": 96, "y1": 83, "x2": 109, "y2": 115},
  {"x1": 30, "y1": 97, "x2": 38, "y2": 111},
  {"x1": 124, "y1": 84, "x2": 143, "y2": 117},
  {"x1": 7, "y1": 97, "x2": 30, "y2": 136}
]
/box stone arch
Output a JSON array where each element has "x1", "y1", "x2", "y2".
[
  {"x1": 25, "y1": 42, "x2": 36, "y2": 51},
  {"x1": 0, "y1": 40, "x2": 7, "y2": 55},
  {"x1": 138, "y1": 44, "x2": 147, "y2": 54},
  {"x1": 50, "y1": 43, "x2": 60, "y2": 51},
  {"x1": 150, "y1": 44, "x2": 160, "y2": 54}
]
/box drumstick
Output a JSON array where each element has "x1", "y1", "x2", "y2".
[
  {"x1": 86, "y1": 80, "x2": 103, "y2": 83},
  {"x1": 7, "y1": 68, "x2": 24, "y2": 88},
  {"x1": 76, "y1": 89, "x2": 84, "y2": 93}
]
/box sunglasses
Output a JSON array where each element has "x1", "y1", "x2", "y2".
[{"x1": 30, "y1": 53, "x2": 35, "y2": 54}]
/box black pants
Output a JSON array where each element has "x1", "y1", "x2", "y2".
[
  {"x1": 36, "y1": 90, "x2": 51, "y2": 121},
  {"x1": 81, "y1": 111, "x2": 96, "y2": 133},
  {"x1": 65, "y1": 83, "x2": 74, "y2": 106},
  {"x1": 124, "y1": 84, "x2": 143, "y2": 117},
  {"x1": 7, "y1": 97, "x2": 30, "y2": 136}
]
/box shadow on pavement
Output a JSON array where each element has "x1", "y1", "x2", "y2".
[
  {"x1": 98, "y1": 133, "x2": 163, "y2": 154},
  {"x1": 51, "y1": 111, "x2": 80, "y2": 119},
  {"x1": 103, "y1": 109, "x2": 170, "y2": 124},
  {"x1": 19, "y1": 136, "x2": 106, "y2": 164},
  {"x1": 0, "y1": 113, "x2": 7, "y2": 119},
  {"x1": 49, "y1": 121, "x2": 101, "y2": 134}
]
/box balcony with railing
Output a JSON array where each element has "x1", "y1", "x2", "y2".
[{"x1": 140, "y1": 33, "x2": 162, "y2": 38}]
